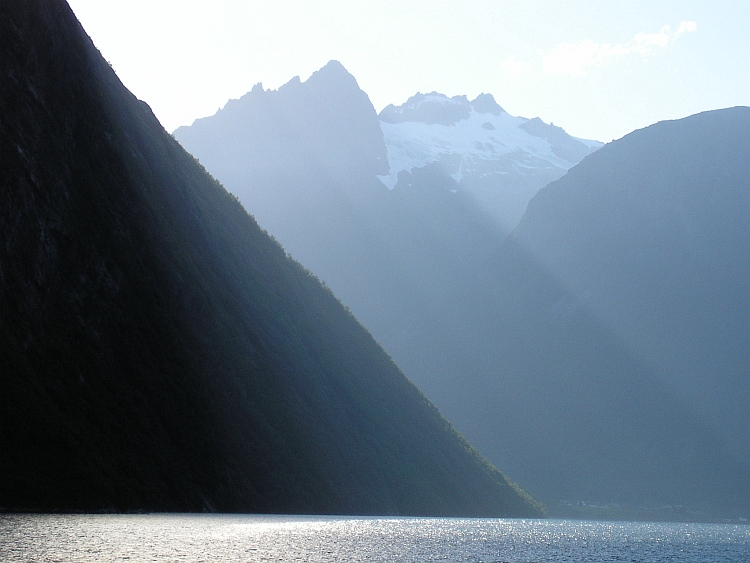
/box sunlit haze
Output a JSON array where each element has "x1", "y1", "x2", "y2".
[
  {"x1": 65, "y1": 0, "x2": 750, "y2": 142},
  {"x1": 5, "y1": 0, "x2": 750, "y2": 525}
]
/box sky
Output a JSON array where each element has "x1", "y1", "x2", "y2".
[{"x1": 66, "y1": 0, "x2": 749, "y2": 142}]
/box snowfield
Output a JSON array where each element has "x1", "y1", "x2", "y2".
[{"x1": 377, "y1": 93, "x2": 601, "y2": 190}]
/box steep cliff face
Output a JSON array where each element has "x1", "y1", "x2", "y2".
[{"x1": 0, "y1": 0, "x2": 543, "y2": 517}]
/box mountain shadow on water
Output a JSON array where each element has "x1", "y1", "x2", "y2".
[{"x1": 0, "y1": 0, "x2": 544, "y2": 517}]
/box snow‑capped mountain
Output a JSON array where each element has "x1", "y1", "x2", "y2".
[
  {"x1": 170, "y1": 63, "x2": 750, "y2": 519},
  {"x1": 377, "y1": 92, "x2": 602, "y2": 228}
]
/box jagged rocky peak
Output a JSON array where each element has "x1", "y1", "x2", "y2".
[
  {"x1": 279, "y1": 60, "x2": 364, "y2": 101},
  {"x1": 379, "y1": 92, "x2": 472, "y2": 126},
  {"x1": 174, "y1": 59, "x2": 389, "y2": 179},
  {"x1": 188, "y1": 60, "x2": 365, "y2": 127},
  {"x1": 219, "y1": 81, "x2": 266, "y2": 112},
  {"x1": 379, "y1": 92, "x2": 506, "y2": 126},
  {"x1": 308, "y1": 59, "x2": 356, "y2": 85},
  {"x1": 471, "y1": 93, "x2": 505, "y2": 116}
]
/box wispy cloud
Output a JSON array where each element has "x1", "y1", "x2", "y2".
[
  {"x1": 542, "y1": 21, "x2": 697, "y2": 77},
  {"x1": 678, "y1": 20, "x2": 698, "y2": 34},
  {"x1": 501, "y1": 22, "x2": 697, "y2": 79}
]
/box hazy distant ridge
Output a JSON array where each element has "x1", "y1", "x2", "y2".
[{"x1": 175, "y1": 59, "x2": 749, "y2": 520}]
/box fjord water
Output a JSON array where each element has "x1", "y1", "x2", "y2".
[{"x1": 2, "y1": 515, "x2": 748, "y2": 562}]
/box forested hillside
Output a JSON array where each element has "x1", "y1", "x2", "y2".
[{"x1": 0, "y1": 0, "x2": 543, "y2": 517}]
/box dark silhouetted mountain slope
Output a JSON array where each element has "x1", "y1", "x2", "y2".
[{"x1": 0, "y1": 0, "x2": 543, "y2": 517}]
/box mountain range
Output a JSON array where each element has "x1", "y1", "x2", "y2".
[
  {"x1": 175, "y1": 62, "x2": 749, "y2": 519},
  {"x1": 172, "y1": 65, "x2": 602, "y2": 471},
  {"x1": 176, "y1": 62, "x2": 600, "y2": 235},
  {"x1": 377, "y1": 91, "x2": 601, "y2": 228},
  {"x1": 0, "y1": 0, "x2": 543, "y2": 517}
]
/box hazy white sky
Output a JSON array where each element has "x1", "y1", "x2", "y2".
[{"x1": 67, "y1": 0, "x2": 749, "y2": 142}]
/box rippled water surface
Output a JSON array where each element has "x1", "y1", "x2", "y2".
[{"x1": 1, "y1": 515, "x2": 748, "y2": 562}]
